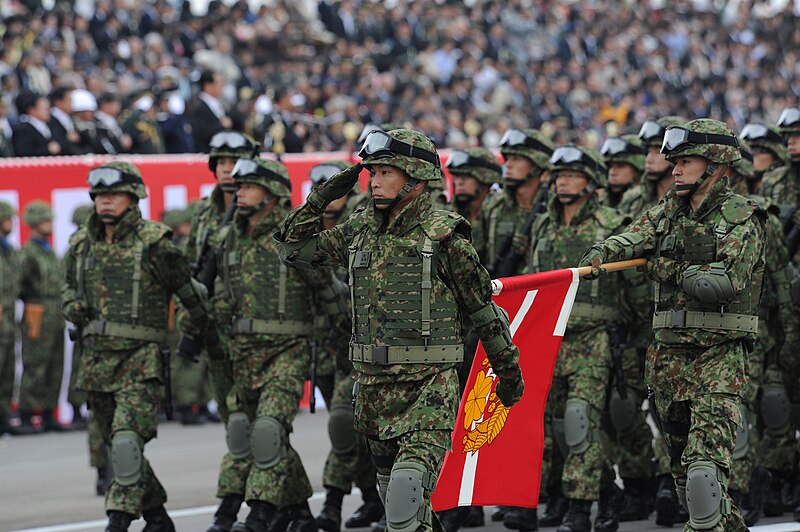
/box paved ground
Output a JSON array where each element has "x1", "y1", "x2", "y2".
[{"x1": 2, "y1": 409, "x2": 799, "y2": 532}]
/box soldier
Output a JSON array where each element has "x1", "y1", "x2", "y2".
[
  {"x1": 0, "y1": 200, "x2": 20, "y2": 436},
  {"x1": 580, "y1": 119, "x2": 765, "y2": 532},
  {"x1": 62, "y1": 161, "x2": 208, "y2": 531},
  {"x1": 484, "y1": 128, "x2": 554, "y2": 278},
  {"x1": 762, "y1": 108, "x2": 800, "y2": 233},
  {"x1": 18, "y1": 200, "x2": 67, "y2": 434},
  {"x1": 600, "y1": 134, "x2": 646, "y2": 211},
  {"x1": 739, "y1": 123, "x2": 788, "y2": 196},
  {"x1": 186, "y1": 131, "x2": 260, "y2": 532},
  {"x1": 211, "y1": 157, "x2": 324, "y2": 532},
  {"x1": 307, "y1": 160, "x2": 382, "y2": 532},
  {"x1": 276, "y1": 128, "x2": 525, "y2": 532}
]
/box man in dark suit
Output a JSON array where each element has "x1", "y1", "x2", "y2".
[
  {"x1": 48, "y1": 86, "x2": 83, "y2": 155},
  {"x1": 188, "y1": 70, "x2": 232, "y2": 152},
  {"x1": 12, "y1": 92, "x2": 61, "y2": 157}
]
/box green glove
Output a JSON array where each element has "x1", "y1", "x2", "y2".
[
  {"x1": 63, "y1": 300, "x2": 87, "y2": 324},
  {"x1": 578, "y1": 245, "x2": 607, "y2": 280},
  {"x1": 495, "y1": 374, "x2": 524, "y2": 407},
  {"x1": 313, "y1": 163, "x2": 363, "y2": 205}
]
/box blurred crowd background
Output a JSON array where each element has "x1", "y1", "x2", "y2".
[{"x1": 1, "y1": 0, "x2": 799, "y2": 157}]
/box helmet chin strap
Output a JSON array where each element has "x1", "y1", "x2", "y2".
[
  {"x1": 238, "y1": 196, "x2": 271, "y2": 217},
  {"x1": 99, "y1": 206, "x2": 131, "y2": 225},
  {"x1": 558, "y1": 183, "x2": 596, "y2": 205},
  {"x1": 374, "y1": 178, "x2": 418, "y2": 210},
  {"x1": 676, "y1": 163, "x2": 719, "y2": 199}
]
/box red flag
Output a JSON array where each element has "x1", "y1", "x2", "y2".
[{"x1": 432, "y1": 268, "x2": 579, "y2": 510}]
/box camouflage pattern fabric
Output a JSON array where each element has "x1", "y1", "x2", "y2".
[
  {"x1": 18, "y1": 238, "x2": 64, "y2": 413},
  {"x1": 0, "y1": 234, "x2": 19, "y2": 421},
  {"x1": 88, "y1": 411, "x2": 109, "y2": 469},
  {"x1": 482, "y1": 186, "x2": 544, "y2": 275}
]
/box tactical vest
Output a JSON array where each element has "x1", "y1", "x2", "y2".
[
  {"x1": 348, "y1": 215, "x2": 463, "y2": 365},
  {"x1": 650, "y1": 196, "x2": 763, "y2": 334},
  {"x1": 221, "y1": 226, "x2": 313, "y2": 337},
  {"x1": 77, "y1": 222, "x2": 170, "y2": 343},
  {"x1": 27, "y1": 242, "x2": 62, "y2": 300}
]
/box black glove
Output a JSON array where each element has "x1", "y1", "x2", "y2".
[
  {"x1": 314, "y1": 163, "x2": 363, "y2": 204},
  {"x1": 495, "y1": 375, "x2": 524, "y2": 407}
]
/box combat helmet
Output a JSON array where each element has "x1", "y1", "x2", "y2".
[
  {"x1": 550, "y1": 144, "x2": 608, "y2": 187},
  {"x1": 777, "y1": 107, "x2": 800, "y2": 136},
  {"x1": 600, "y1": 134, "x2": 646, "y2": 173},
  {"x1": 232, "y1": 157, "x2": 292, "y2": 199},
  {"x1": 208, "y1": 131, "x2": 259, "y2": 172},
  {"x1": 739, "y1": 123, "x2": 787, "y2": 162},
  {"x1": 23, "y1": 200, "x2": 54, "y2": 226},
  {"x1": 731, "y1": 139, "x2": 754, "y2": 180},
  {"x1": 498, "y1": 128, "x2": 554, "y2": 173},
  {"x1": 71, "y1": 204, "x2": 94, "y2": 226},
  {"x1": 445, "y1": 147, "x2": 503, "y2": 185},
  {"x1": 638, "y1": 116, "x2": 687, "y2": 148},
  {"x1": 661, "y1": 119, "x2": 741, "y2": 164},
  {"x1": 0, "y1": 200, "x2": 16, "y2": 220},
  {"x1": 88, "y1": 161, "x2": 147, "y2": 201},
  {"x1": 309, "y1": 160, "x2": 351, "y2": 188}
]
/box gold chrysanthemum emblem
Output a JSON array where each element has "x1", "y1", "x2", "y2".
[{"x1": 462, "y1": 360, "x2": 510, "y2": 454}]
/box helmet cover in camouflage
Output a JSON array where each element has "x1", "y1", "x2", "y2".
[
  {"x1": 161, "y1": 208, "x2": 192, "y2": 229},
  {"x1": 550, "y1": 144, "x2": 608, "y2": 187},
  {"x1": 731, "y1": 138, "x2": 754, "y2": 179},
  {"x1": 0, "y1": 200, "x2": 16, "y2": 220},
  {"x1": 446, "y1": 147, "x2": 503, "y2": 185},
  {"x1": 638, "y1": 116, "x2": 687, "y2": 148},
  {"x1": 88, "y1": 161, "x2": 147, "y2": 200},
  {"x1": 740, "y1": 123, "x2": 787, "y2": 162},
  {"x1": 601, "y1": 134, "x2": 646, "y2": 172},
  {"x1": 23, "y1": 200, "x2": 54, "y2": 226},
  {"x1": 661, "y1": 119, "x2": 741, "y2": 164},
  {"x1": 777, "y1": 107, "x2": 800, "y2": 136},
  {"x1": 499, "y1": 128, "x2": 554, "y2": 171},
  {"x1": 232, "y1": 157, "x2": 292, "y2": 198},
  {"x1": 71, "y1": 204, "x2": 94, "y2": 226},
  {"x1": 209, "y1": 131, "x2": 259, "y2": 171},
  {"x1": 359, "y1": 128, "x2": 442, "y2": 182}
]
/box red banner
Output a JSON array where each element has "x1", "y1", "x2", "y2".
[{"x1": 432, "y1": 268, "x2": 579, "y2": 510}]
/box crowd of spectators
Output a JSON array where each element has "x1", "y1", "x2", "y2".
[{"x1": 0, "y1": 0, "x2": 799, "y2": 157}]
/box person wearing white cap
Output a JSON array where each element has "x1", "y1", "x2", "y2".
[{"x1": 71, "y1": 89, "x2": 102, "y2": 154}]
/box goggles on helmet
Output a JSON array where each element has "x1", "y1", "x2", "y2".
[
  {"x1": 638, "y1": 120, "x2": 664, "y2": 142},
  {"x1": 446, "y1": 150, "x2": 502, "y2": 173},
  {"x1": 778, "y1": 108, "x2": 800, "y2": 129},
  {"x1": 660, "y1": 126, "x2": 739, "y2": 154},
  {"x1": 309, "y1": 164, "x2": 344, "y2": 185},
  {"x1": 358, "y1": 130, "x2": 441, "y2": 168},
  {"x1": 498, "y1": 129, "x2": 554, "y2": 156},
  {"x1": 550, "y1": 145, "x2": 604, "y2": 172},
  {"x1": 600, "y1": 138, "x2": 647, "y2": 157},
  {"x1": 357, "y1": 124, "x2": 383, "y2": 146},
  {"x1": 88, "y1": 167, "x2": 143, "y2": 187},
  {"x1": 232, "y1": 159, "x2": 292, "y2": 191},
  {"x1": 740, "y1": 124, "x2": 784, "y2": 144},
  {"x1": 210, "y1": 131, "x2": 255, "y2": 151}
]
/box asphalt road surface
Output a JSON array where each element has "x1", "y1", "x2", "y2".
[{"x1": 2, "y1": 409, "x2": 799, "y2": 532}]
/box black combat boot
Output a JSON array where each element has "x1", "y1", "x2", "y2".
[
  {"x1": 618, "y1": 478, "x2": 652, "y2": 521},
  {"x1": 105, "y1": 511, "x2": 135, "y2": 532},
  {"x1": 207, "y1": 494, "x2": 245, "y2": 532},
  {"x1": 437, "y1": 507, "x2": 471, "y2": 532},
  {"x1": 0, "y1": 413, "x2": 19, "y2": 435},
  {"x1": 345, "y1": 486, "x2": 383, "y2": 528},
  {"x1": 16, "y1": 411, "x2": 43, "y2": 435},
  {"x1": 71, "y1": 407, "x2": 88, "y2": 430},
  {"x1": 463, "y1": 506, "x2": 484, "y2": 527},
  {"x1": 741, "y1": 467, "x2": 771, "y2": 526},
  {"x1": 502, "y1": 507, "x2": 538, "y2": 531},
  {"x1": 539, "y1": 487, "x2": 568, "y2": 526},
  {"x1": 556, "y1": 500, "x2": 592, "y2": 532},
  {"x1": 42, "y1": 409, "x2": 70, "y2": 432},
  {"x1": 316, "y1": 487, "x2": 345, "y2": 532},
  {"x1": 287, "y1": 501, "x2": 318, "y2": 532},
  {"x1": 491, "y1": 507, "x2": 509, "y2": 522},
  {"x1": 654, "y1": 474, "x2": 679, "y2": 526},
  {"x1": 232, "y1": 500, "x2": 278, "y2": 532},
  {"x1": 763, "y1": 470, "x2": 785, "y2": 516},
  {"x1": 142, "y1": 506, "x2": 176, "y2": 532},
  {"x1": 594, "y1": 482, "x2": 624, "y2": 532},
  {"x1": 370, "y1": 513, "x2": 386, "y2": 532}
]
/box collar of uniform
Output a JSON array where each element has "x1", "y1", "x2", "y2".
[
  {"x1": 366, "y1": 191, "x2": 433, "y2": 234},
  {"x1": 234, "y1": 203, "x2": 287, "y2": 238},
  {"x1": 548, "y1": 190, "x2": 599, "y2": 226},
  {"x1": 690, "y1": 178, "x2": 731, "y2": 220},
  {"x1": 31, "y1": 236, "x2": 52, "y2": 252},
  {"x1": 210, "y1": 184, "x2": 227, "y2": 214},
  {"x1": 88, "y1": 205, "x2": 142, "y2": 242}
]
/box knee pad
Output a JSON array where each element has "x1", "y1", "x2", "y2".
[
  {"x1": 377, "y1": 473, "x2": 391, "y2": 506},
  {"x1": 609, "y1": 389, "x2": 639, "y2": 437},
  {"x1": 385, "y1": 462, "x2": 435, "y2": 532},
  {"x1": 111, "y1": 430, "x2": 143, "y2": 486},
  {"x1": 226, "y1": 412, "x2": 252, "y2": 459},
  {"x1": 685, "y1": 461, "x2": 730, "y2": 530},
  {"x1": 760, "y1": 384, "x2": 790, "y2": 435},
  {"x1": 328, "y1": 404, "x2": 357, "y2": 455},
  {"x1": 251, "y1": 416, "x2": 286, "y2": 470},
  {"x1": 564, "y1": 398, "x2": 592, "y2": 455},
  {"x1": 732, "y1": 404, "x2": 750, "y2": 460},
  {"x1": 552, "y1": 417, "x2": 568, "y2": 456}
]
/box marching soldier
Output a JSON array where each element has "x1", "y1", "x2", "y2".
[
  {"x1": 600, "y1": 134, "x2": 646, "y2": 212},
  {"x1": 276, "y1": 128, "x2": 525, "y2": 532},
  {"x1": 739, "y1": 123, "x2": 788, "y2": 196},
  {"x1": 63, "y1": 161, "x2": 208, "y2": 531},
  {"x1": 580, "y1": 119, "x2": 765, "y2": 532},
  {"x1": 0, "y1": 200, "x2": 20, "y2": 436}
]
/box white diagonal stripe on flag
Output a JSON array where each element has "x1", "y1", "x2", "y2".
[{"x1": 554, "y1": 270, "x2": 580, "y2": 336}]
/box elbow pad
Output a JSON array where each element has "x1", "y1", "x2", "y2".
[
  {"x1": 274, "y1": 232, "x2": 319, "y2": 269},
  {"x1": 469, "y1": 301, "x2": 513, "y2": 356},
  {"x1": 682, "y1": 262, "x2": 735, "y2": 303},
  {"x1": 604, "y1": 233, "x2": 645, "y2": 261}
]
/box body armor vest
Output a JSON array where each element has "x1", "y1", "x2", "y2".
[{"x1": 222, "y1": 227, "x2": 313, "y2": 337}]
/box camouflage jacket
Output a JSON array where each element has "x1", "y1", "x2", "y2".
[
  {"x1": 188, "y1": 184, "x2": 228, "y2": 267},
  {"x1": 761, "y1": 164, "x2": 799, "y2": 224},
  {"x1": 19, "y1": 237, "x2": 63, "y2": 305},
  {"x1": 0, "y1": 237, "x2": 19, "y2": 337},
  {"x1": 63, "y1": 207, "x2": 205, "y2": 391},
  {"x1": 596, "y1": 179, "x2": 766, "y2": 349},
  {"x1": 482, "y1": 186, "x2": 547, "y2": 275}
]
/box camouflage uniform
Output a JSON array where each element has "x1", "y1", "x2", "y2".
[
  {"x1": 277, "y1": 129, "x2": 524, "y2": 532},
  {"x1": 18, "y1": 201, "x2": 65, "y2": 432},
  {"x1": 529, "y1": 145, "x2": 628, "y2": 531},
  {"x1": 63, "y1": 161, "x2": 207, "y2": 530},
  {"x1": 601, "y1": 134, "x2": 646, "y2": 211},
  {"x1": 0, "y1": 201, "x2": 19, "y2": 435},
  {"x1": 582, "y1": 120, "x2": 764, "y2": 532}
]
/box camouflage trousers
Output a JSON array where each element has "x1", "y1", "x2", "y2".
[
  {"x1": 88, "y1": 410, "x2": 109, "y2": 469},
  {"x1": 19, "y1": 312, "x2": 64, "y2": 412},
  {"x1": 88, "y1": 380, "x2": 166, "y2": 517},
  {"x1": 217, "y1": 340, "x2": 313, "y2": 507},
  {"x1": 648, "y1": 341, "x2": 748, "y2": 532},
  {"x1": 728, "y1": 344, "x2": 763, "y2": 493},
  {"x1": 758, "y1": 365, "x2": 800, "y2": 475},
  {"x1": 68, "y1": 341, "x2": 86, "y2": 411},
  {"x1": 322, "y1": 371, "x2": 376, "y2": 493},
  {"x1": 367, "y1": 429, "x2": 449, "y2": 532},
  {"x1": 206, "y1": 353, "x2": 234, "y2": 423},
  {"x1": 0, "y1": 338, "x2": 15, "y2": 418}
]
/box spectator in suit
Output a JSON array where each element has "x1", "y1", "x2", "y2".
[
  {"x1": 48, "y1": 86, "x2": 82, "y2": 155},
  {"x1": 188, "y1": 69, "x2": 232, "y2": 152},
  {"x1": 12, "y1": 92, "x2": 61, "y2": 157},
  {"x1": 96, "y1": 93, "x2": 133, "y2": 154}
]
